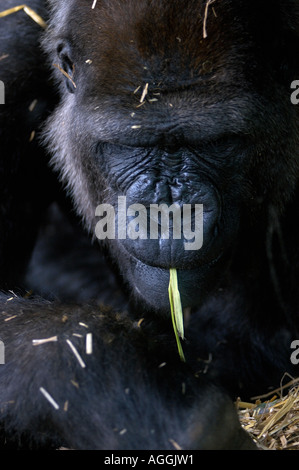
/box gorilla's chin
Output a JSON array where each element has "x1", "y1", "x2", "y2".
[
  {"x1": 114, "y1": 242, "x2": 227, "y2": 312},
  {"x1": 131, "y1": 260, "x2": 206, "y2": 311}
]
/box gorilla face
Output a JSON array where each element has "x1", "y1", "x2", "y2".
[{"x1": 44, "y1": 0, "x2": 299, "y2": 311}]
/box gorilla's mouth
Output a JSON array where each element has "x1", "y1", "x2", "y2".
[
  {"x1": 94, "y1": 180, "x2": 226, "y2": 310},
  {"x1": 115, "y1": 241, "x2": 225, "y2": 312}
]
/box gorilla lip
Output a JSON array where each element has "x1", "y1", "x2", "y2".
[
  {"x1": 116, "y1": 242, "x2": 225, "y2": 311},
  {"x1": 95, "y1": 196, "x2": 204, "y2": 251}
]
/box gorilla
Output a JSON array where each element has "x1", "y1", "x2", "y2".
[{"x1": 0, "y1": 0, "x2": 299, "y2": 450}]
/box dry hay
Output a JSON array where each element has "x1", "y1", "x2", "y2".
[
  {"x1": 237, "y1": 380, "x2": 299, "y2": 450},
  {"x1": 0, "y1": 5, "x2": 47, "y2": 28}
]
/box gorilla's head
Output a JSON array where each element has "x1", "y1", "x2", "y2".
[{"x1": 44, "y1": 0, "x2": 299, "y2": 312}]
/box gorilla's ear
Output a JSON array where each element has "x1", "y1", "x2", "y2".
[{"x1": 56, "y1": 42, "x2": 76, "y2": 93}]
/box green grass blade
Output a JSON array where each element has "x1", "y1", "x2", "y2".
[{"x1": 168, "y1": 268, "x2": 186, "y2": 362}]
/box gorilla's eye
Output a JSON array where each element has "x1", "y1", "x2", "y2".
[
  {"x1": 55, "y1": 42, "x2": 76, "y2": 93},
  {"x1": 96, "y1": 142, "x2": 148, "y2": 160},
  {"x1": 197, "y1": 134, "x2": 243, "y2": 156}
]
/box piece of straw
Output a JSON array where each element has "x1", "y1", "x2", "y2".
[
  {"x1": 66, "y1": 339, "x2": 86, "y2": 368},
  {"x1": 32, "y1": 336, "x2": 58, "y2": 346},
  {"x1": 53, "y1": 63, "x2": 77, "y2": 89},
  {"x1": 203, "y1": 0, "x2": 216, "y2": 39},
  {"x1": 168, "y1": 268, "x2": 185, "y2": 362},
  {"x1": 39, "y1": 387, "x2": 59, "y2": 410},
  {"x1": 0, "y1": 5, "x2": 47, "y2": 29}
]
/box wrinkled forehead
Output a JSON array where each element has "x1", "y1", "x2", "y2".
[
  {"x1": 51, "y1": 0, "x2": 250, "y2": 88},
  {"x1": 47, "y1": 0, "x2": 289, "y2": 143}
]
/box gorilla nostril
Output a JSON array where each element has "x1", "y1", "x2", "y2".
[{"x1": 170, "y1": 177, "x2": 183, "y2": 187}]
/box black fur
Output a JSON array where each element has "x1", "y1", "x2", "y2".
[{"x1": 0, "y1": 293, "x2": 254, "y2": 450}]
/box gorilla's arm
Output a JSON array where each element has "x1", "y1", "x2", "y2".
[{"x1": 0, "y1": 294, "x2": 255, "y2": 450}]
